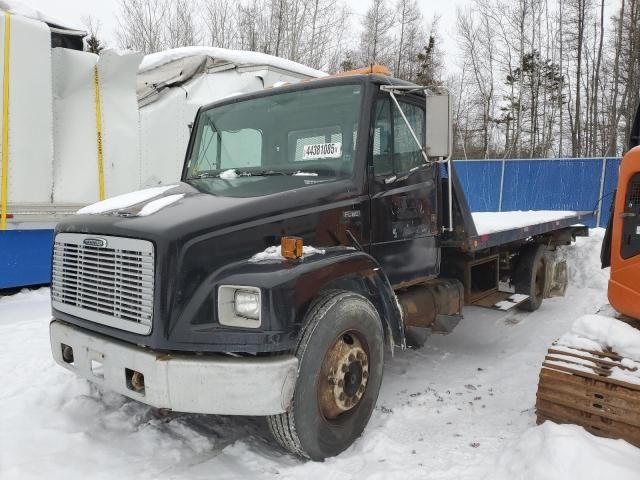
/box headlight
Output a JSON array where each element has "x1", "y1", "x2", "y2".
[
  {"x1": 217, "y1": 285, "x2": 262, "y2": 328},
  {"x1": 234, "y1": 290, "x2": 260, "y2": 320}
]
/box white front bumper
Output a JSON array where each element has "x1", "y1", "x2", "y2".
[{"x1": 50, "y1": 321, "x2": 298, "y2": 415}]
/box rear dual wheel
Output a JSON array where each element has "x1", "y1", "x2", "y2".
[
  {"x1": 267, "y1": 290, "x2": 384, "y2": 461},
  {"x1": 514, "y1": 244, "x2": 548, "y2": 312}
]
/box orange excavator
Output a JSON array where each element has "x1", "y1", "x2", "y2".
[
  {"x1": 535, "y1": 109, "x2": 640, "y2": 445},
  {"x1": 601, "y1": 108, "x2": 640, "y2": 321}
]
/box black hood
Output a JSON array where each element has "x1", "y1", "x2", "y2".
[
  {"x1": 59, "y1": 182, "x2": 316, "y2": 242},
  {"x1": 53, "y1": 179, "x2": 367, "y2": 353}
]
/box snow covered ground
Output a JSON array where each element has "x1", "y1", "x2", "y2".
[{"x1": 2, "y1": 229, "x2": 640, "y2": 479}]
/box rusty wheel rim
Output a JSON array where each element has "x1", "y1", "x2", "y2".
[{"x1": 318, "y1": 331, "x2": 370, "y2": 422}]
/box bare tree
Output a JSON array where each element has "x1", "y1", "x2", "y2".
[
  {"x1": 116, "y1": 0, "x2": 169, "y2": 53},
  {"x1": 457, "y1": 2, "x2": 498, "y2": 158},
  {"x1": 359, "y1": 0, "x2": 395, "y2": 67},
  {"x1": 202, "y1": 0, "x2": 237, "y2": 49},
  {"x1": 393, "y1": 0, "x2": 422, "y2": 78},
  {"x1": 165, "y1": 0, "x2": 202, "y2": 48}
]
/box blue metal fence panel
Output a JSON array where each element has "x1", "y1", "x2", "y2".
[
  {"x1": 453, "y1": 161, "x2": 503, "y2": 212},
  {"x1": 501, "y1": 159, "x2": 602, "y2": 227},
  {"x1": 454, "y1": 158, "x2": 620, "y2": 228},
  {"x1": 0, "y1": 230, "x2": 54, "y2": 289}
]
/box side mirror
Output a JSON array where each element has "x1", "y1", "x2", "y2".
[{"x1": 425, "y1": 92, "x2": 451, "y2": 159}]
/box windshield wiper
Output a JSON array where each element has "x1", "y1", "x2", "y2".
[
  {"x1": 238, "y1": 170, "x2": 287, "y2": 177},
  {"x1": 187, "y1": 171, "x2": 217, "y2": 180},
  {"x1": 187, "y1": 169, "x2": 292, "y2": 180},
  {"x1": 187, "y1": 168, "x2": 324, "y2": 181}
]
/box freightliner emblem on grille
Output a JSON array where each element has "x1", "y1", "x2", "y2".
[{"x1": 83, "y1": 237, "x2": 107, "y2": 247}]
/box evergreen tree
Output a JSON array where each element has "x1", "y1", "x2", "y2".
[
  {"x1": 86, "y1": 34, "x2": 104, "y2": 54},
  {"x1": 415, "y1": 36, "x2": 438, "y2": 86},
  {"x1": 83, "y1": 15, "x2": 105, "y2": 54}
]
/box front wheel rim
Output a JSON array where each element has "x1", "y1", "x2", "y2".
[{"x1": 317, "y1": 331, "x2": 370, "y2": 422}]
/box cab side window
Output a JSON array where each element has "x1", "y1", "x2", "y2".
[
  {"x1": 393, "y1": 102, "x2": 425, "y2": 174},
  {"x1": 372, "y1": 97, "x2": 425, "y2": 179}
]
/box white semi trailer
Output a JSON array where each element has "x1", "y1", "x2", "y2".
[{"x1": 0, "y1": 7, "x2": 324, "y2": 289}]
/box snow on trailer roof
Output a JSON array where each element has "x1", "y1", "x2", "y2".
[
  {"x1": 472, "y1": 210, "x2": 581, "y2": 236},
  {"x1": 139, "y1": 46, "x2": 327, "y2": 78},
  {"x1": 0, "y1": 0, "x2": 84, "y2": 32}
]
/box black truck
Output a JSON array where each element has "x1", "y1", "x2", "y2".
[{"x1": 50, "y1": 72, "x2": 589, "y2": 460}]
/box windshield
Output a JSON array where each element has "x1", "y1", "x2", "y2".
[{"x1": 185, "y1": 84, "x2": 363, "y2": 197}]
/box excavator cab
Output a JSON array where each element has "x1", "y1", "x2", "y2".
[{"x1": 602, "y1": 105, "x2": 640, "y2": 320}]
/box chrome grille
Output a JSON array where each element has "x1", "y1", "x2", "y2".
[{"x1": 52, "y1": 233, "x2": 155, "y2": 335}]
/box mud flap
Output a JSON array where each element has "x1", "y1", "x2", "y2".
[
  {"x1": 431, "y1": 313, "x2": 462, "y2": 334},
  {"x1": 544, "y1": 255, "x2": 568, "y2": 298}
]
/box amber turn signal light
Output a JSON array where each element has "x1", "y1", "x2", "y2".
[{"x1": 281, "y1": 236, "x2": 303, "y2": 259}]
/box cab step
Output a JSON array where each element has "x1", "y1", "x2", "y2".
[{"x1": 472, "y1": 291, "x2": 530, "y2": 311}]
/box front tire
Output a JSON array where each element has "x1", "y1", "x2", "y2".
[{"x1": 267, "y1": 290, "x2": 384, "y2": 460}]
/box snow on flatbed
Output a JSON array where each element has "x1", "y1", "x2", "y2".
[
  {"x1": 1, "y1": 229, "x2": 640, "y2": 479},
  {"x1": 472, "y1": 210, "x2": 580, "y2": 235}
]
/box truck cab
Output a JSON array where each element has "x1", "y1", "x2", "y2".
[{"x1": 50, "y1": 71, "x2": 587, "y2": 460}]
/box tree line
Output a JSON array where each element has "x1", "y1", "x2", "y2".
[
  {"x1": 110, "y1": 0, "x2": 636, "y2": 159},
  {"x1": 453, "y1": 0, "x2": 638, "y2": 159}
]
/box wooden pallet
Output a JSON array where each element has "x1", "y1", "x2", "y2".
[{"x1": 536, "y1": 345, "x2": 640, "y2": 446}]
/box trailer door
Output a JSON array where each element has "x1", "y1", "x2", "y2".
[{"x1": 368, "y1": 93, "x2": 439, "y2": 286}]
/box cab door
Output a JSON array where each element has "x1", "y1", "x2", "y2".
[{"x1": 368, "y1": 93, "x2": 439, "y2": 286}]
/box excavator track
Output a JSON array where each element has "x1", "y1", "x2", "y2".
[{"x1": 536, "y1": 344, "x2": 640, "y2": 447}]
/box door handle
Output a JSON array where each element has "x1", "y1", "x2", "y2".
[{"x1": 620, "y1": 212, "x2": 637, "y2": 219}]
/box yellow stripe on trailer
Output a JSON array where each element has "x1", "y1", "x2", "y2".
[
  {"x1": 93, "y1": 64, "x2": 105, "y2": 201},
  {"x1": 1, "y1": 12, "x2": 10, "y2": 230}
]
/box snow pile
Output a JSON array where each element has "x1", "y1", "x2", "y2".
[
  {"x1": 219, "y1": 169, "x2": 239, "y2": 180},
  {"x1": 557, "y1": 315, "x2": 640, "y2": 363},
  {"x1": 492, "y1": 422, "x2": 640, "y2": 480},
  {"x1": 139, "y1": 47, "x2": 327, "y2": 79},
  {"x1": 138, "y1": 193, "x2": 184, "y2": 216},
  {"x1": 77, "y1": 185, "x2": 179, "y2": 215},
  {"x1": 249, "y1": 245, "x2": 325, "y2": 262},
  {"x1": 293, "y1": 171, "x2": 318, "y2": 177},
  {"x1": 472, "y1": 210, "x2": 579, "y2": 235},
  {"x1": 557, "y1": 227, "x2": 609, "y2": 291}
]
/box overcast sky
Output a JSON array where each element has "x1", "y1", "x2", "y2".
[{"x1": 25, "y1": 0, "x2": 469, "y2": 69}]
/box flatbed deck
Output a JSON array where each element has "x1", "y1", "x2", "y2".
[{"x1": 461, "y1": 211, "x2": 591, "y2": 252}]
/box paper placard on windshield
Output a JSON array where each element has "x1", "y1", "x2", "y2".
[{"x1": 303, "y1": 142, "x2": 342, "y2": 160}]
